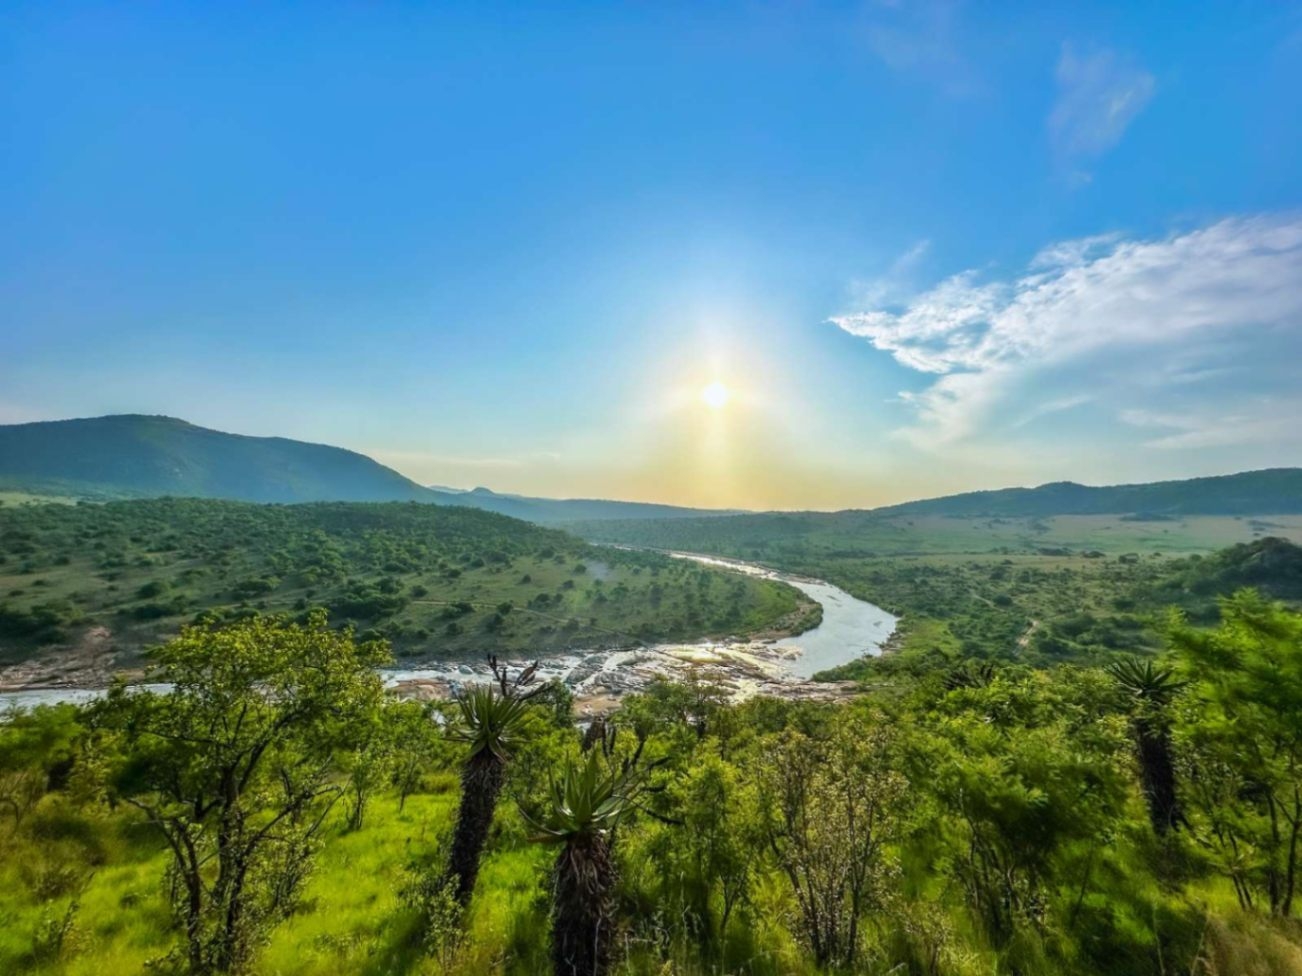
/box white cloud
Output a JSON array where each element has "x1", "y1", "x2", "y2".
[
  {"x1": 860, "y1": 0, "x2": 978, "y2": 95},
  {"x1": 848, "y1": 238, "x2": 931, "y2": 308},
  {"x1": 1048, "y1": 44, "x2": 1153, "y2": 187},
  {"x1": 1010, "y1": 394, "x2": 1093, "y2": 430},
  {"x1": 1120, "y1": 402, "x2": 1302, "y2": 451},
  {"x1": 1050, "y1": 44, "x2": 1154, "y2": 160},
  {"x1": 831, "y1": 214, "x2": 1302, "y2": 448}
]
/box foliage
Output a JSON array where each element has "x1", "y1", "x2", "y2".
[
  {"x1": 1172, "y1": 591, "x2": 1302, "y2": 915},
  {"x1": 0, "y1": 498, "x2": 802, "y2": 669},
  {"x1": 91, "y1": 613, "x2": 390, "y2": 974},
  {"x1": 444, "y1": 659, "x2": 546, "y2": 906},
  {"x1": 757, "y1": 715, "x2": 906, "y2": 967},
  {"x1": 2, "y1": 584, "x2": 1302, "y2": 975}
]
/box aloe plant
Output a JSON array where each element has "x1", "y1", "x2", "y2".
[
  {"x1": 1106, "y1": 658, "x2": 1187, "y2": 834},
  {"x1": 526, "y1": 750, "x2": 644, "y2": 976},
  {"x1": 445, "y1": 657, "x2": 541, "y2": 905}
]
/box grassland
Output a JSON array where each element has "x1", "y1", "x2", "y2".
[
  {"x1": 572, "y1": 511, "x2": 1302, "y2": 559},
  {"x1": 0, "y1": 499, "x2": 807, "y2": 686},
  {"x1": 0, "y1": 493, "x2": 75, "y2": 508}
]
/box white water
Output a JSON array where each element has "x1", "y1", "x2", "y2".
[{"x1": 0, "y1": 553, "x2": 896, "y2": 710}]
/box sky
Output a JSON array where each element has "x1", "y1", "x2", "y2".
[{"x1": 2, "y1": 2, "x2": 1301, "y2": 511}]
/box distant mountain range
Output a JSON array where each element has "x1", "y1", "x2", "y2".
[
  {"x1": 0, "y1": 415, "x2": 734, "y2": 522},
  {"x1": 2, "y1": 415, "x2": 1299, "y2": 522},
  {"x1": 875, "y1": 470, "x2": 1302, "y2": 518}
]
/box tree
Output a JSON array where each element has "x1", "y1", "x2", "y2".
[
  {"x1": 1172, "y1": 591, "x2": 1302, "y2": 915},
  {"x1": 94, "y1": 612, "x2": 388, "y2": 974},
  {"x1": 340, "y1": 703, "x2": 398, "y2": 832},
  {"x1": 1106, "y1": 657, "x2": 1186, "y2": 834},
  {"x1": 387, "y1": 700, "x2": 444, "y2": 813},
  {"x1": 0, "y1": 704, "x2": 82, "y2": 832},
  {"x1": 657, "y1": 753, "x2": 757, "y2": 959},
  {"x1": 917, "y1": 669, "x2": 1128, "y2": 947},
  {"x1": 525, "y1": 747, "x2": 652, "y2": 976},
  {"x1": 758, "y1": 715, "x2": 906, "y2": 968},
  {"x1": 444, "y1": 655, "x2": 542, "y2": 905}
]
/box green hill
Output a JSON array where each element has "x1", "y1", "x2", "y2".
[
  {"x1": 0, "y1": 498, "x2": 808, "y2": 681},
  {"x1": 0, "y1": 416, "x2": 734, "y2": 522},
  {"x1": 0, "y1": 415, "x2": 435, "y2": 505},
  {"x1": 875, "y1": 469, "x2": 1302, "y2": 517},
  {"x1": 1159, "y1": 536, "x2": 1302, "y2": 602}
]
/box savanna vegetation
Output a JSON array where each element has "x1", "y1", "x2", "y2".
[
  {"x1": 2, "y1": 593, "x2": 1302, "y2": 975},
  {"x1": 572, "y1": 513, "x2": 1302, "y2": 677},
  {"x1": 5, "y1": 495, "x2": 1302, "y2": 974},
  {"x1": 0, "y1": 498, "x2": 808, "y2": 680}
]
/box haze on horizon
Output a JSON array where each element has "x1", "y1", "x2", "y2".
[{"x1": 3, "y1": 3, "x2": 1301, "y2": 511}]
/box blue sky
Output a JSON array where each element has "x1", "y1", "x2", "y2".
[{"x1": 3, "y1": 2, "x2": 1301, "y2": 509}]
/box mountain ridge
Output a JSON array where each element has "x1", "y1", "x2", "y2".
[
  {"x1": 870, "y1": 468, "x2": 1302, "y2": 517},
  {"x1": 3, "y1": 415, "x2": 1300, "y2": 521},
  {"x1": 0, "y1": 415, "x2": 733, "y2": 522}
]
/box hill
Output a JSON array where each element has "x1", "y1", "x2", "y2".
[
  {"x1": 439, "y1": 485, "x2": 745, "y2": 522},
  {"x1": 0, "y1": 416, "x2": 732, "y2": 522},
  {"x1": 572, "y1": 469, "x2": 1302, "y2": 558},
  {"x1": 875, "y1": 468, "x2": 1302, "y2": 518},
  {"x1": 0, "y1": 497, "x2": 808, "y2": 686},
  {"x1": 0, "y1": 415, "x2": 434, "y2": 504}
]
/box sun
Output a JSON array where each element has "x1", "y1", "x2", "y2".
[{"x1": 701, "y1": 381, "x2": 730, "y2": 409}]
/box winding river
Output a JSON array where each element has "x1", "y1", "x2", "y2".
[{"x1": 0, "y1": 553, "x2": 896, "y2": 711}]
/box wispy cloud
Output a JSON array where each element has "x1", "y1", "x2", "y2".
[
  {"x1": 1049, "y1": 44, "x2": 1154, "y2": 175},
  {"x1": 1120, "y1": 401, "x2": 1302, "y2": 451},
  {"x1": 1010, "y1": 394, "x2": 1092, "y2": 430},
  {"x1": 860, "y1": 0, "x2": 978, "y2": 95},
  {"x1": 848, "y1": 238, "x2": 931, "y2": 308},
  {"x1": 831, "y1": 214, "x2": 1302, "y2": 449}
]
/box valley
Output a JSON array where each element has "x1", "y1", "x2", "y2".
[
  {"x1": 5, "y1": 424, "x2": 1302, "y2": 976},
  {"x1": 574, "y1": 511, "x2": 1302, "y2": 679}
]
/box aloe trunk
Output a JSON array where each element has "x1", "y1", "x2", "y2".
[
  {"x1": 447, "y1": 751, "x2": 506, "y2": 904},
  {"x1": 1132, "y1": 714, "x2": 1182, "y2": 834},
  {"x1": 1107, "y1": 659, "x2": 1186, "y2": 836},
  {"x1": 551, "y1": 834, "x2": 616, "y2": 976}
]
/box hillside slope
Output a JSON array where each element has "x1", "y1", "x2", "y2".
[
  {"x1": 0, "y1": 415, "x2": 434, "y2": 504},
  {"x1": 0, "y1": 416, "x2": 733, "y2": 521},
  {"x1": 0, "y1": 498, "x2": 807, "y2": 684},
  {"x1": 875, "y1": 469, "x2": 1302, "y2": 517}
]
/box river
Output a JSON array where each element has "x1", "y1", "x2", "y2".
[{"x1": 0, "y1": 553, "x2": 896, "y2": 711}]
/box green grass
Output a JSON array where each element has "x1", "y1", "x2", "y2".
[
  {"x1": 0, "y1": 787, "x2": 550, "y2": 976},
  {"x1": 574, "y1": 511, "x2": 1302, "y2": 560},
  {"x1": 5, "y1": 688, "x2": 1302, "y2": 976}
]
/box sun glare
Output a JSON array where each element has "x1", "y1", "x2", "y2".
[{"x1": 701, "y1": 381, "x2": 730, "y2": 409}]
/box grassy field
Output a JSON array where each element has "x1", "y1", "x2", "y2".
[
  {"x1": 0, "y1": 493, "x2": 75, "y2": 508},
  {"x1": 0, "y1": 499, "x2": 808, "y2": 680},
  {"x1": 572, "y1": 511, "x2": 1302, "y2": 559}
]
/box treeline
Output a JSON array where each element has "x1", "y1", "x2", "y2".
[{"x1": 3, "y1": 592, "x2": 1302, "y2": 975}]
